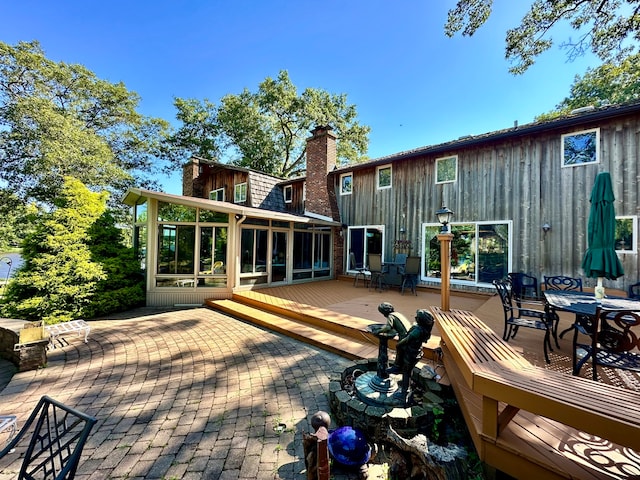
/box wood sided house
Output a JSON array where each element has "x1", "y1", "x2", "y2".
[{"x1": 124, "y1": 101, "x2": 640, "y2": 306}]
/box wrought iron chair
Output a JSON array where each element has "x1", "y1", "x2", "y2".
[
  {"x1": 0, "y1": 395, "x2": 97, "y2": 480},
  {"x1": 401, "y1": 256, "x2": 421, "y2": 295},
  {"x1": 544, "y1": 275, "x2": 583, "y2": 292},
  {"x1": 494, "y1": 278, "x2": 556, "y2": 363},
  {"x1": 572, "y1": 308, "x2": 640, "y2": 381},
  {"x1": 544, "y1": 275, "x2": 588, "y2": 339},
  {"x1": 367, "y1": 254, "x2": 387, "y2": 292},
  {"x1": 507, "y1": 272, "x2": 540, "y2": 303},
  {"x1": 629, "y1": 281, "x2": 640, "y2": 300},
  {"x1": 349, "y1": 251, "x2": 369, "y2": 288}
]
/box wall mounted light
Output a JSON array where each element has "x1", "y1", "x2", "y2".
[
  {"x1": 435, "y1": 205, "x2": 454, "y2": 233},
  {"x1": 542, "y1": 223, "x2": 551, "y2": 239}
]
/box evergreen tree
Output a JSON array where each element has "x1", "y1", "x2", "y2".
[{"x1": 2, "y1": 178, "x2": 107, "y2": 323}]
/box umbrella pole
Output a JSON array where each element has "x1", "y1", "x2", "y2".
[{"x1": 595, "y1": 277, "x2": 605, "y2": 300}]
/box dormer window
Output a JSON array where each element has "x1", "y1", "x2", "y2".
[
  {"x1": 234, "y1": 183, "x2": 247, "y2": 203},
  {"x1": 340, "y1": 173, "x2": 353, "y2": 195},
  {"x1": 209, "y1": 188, "x2": 224, "y2": 201},
  {"x1": 284, "y1": 185, "x2": 292, "y2": 203}
]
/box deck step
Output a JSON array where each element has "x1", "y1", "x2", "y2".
[{"x1": 207, "y1": 299, "x2": 379, "y2": 360}]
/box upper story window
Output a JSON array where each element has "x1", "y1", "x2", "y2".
[
  {"x1": 209, "y1": 188, "x2": 224, "y2": 201},
  {"x1": 234, "y1": 183, "x2": 247, "y2": 203},
  {"x1": 561, "y1": 128, "x2": 599, "y2": 167},
  {"x1": 284, "y1": 185, "x2": 292, "y2": 203},
  {"x1": 340, "y1": 173, "x2": 353, "y2": 195},
  {"x1": 377, "y1": 165, "x2": 392, "y2": 190},
  {"x1": 436, "y1": 156, "x2": 457, "y2": 184}
]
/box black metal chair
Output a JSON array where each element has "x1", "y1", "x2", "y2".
[
  {"x1": 0, "y1": 396, "x2": 97, "y2": 480},
  {"x1": 544, "y1": 275, "x2": 583, "y2": 292},
  {"x1": 507, "y1": 272, "x2": 540, "y2": 303},
  {"x1": 629, "y1": 281, "x2": 640, "y2": 300},
  {"x1": 367, "y1": 254, "x2": 387, "y2": 292},
  {"x1": 494, "y1": 278, "x2": 556, "y2": 363},
  {"x1": 572, "y1": 308, "x2": 640, "y2": 381},
  {"x1": 544, "y1": 275, "x2": 588, "y2": 339},
  {"x1": 401, "y1": 256, "x2": 421, "y2": 295}
]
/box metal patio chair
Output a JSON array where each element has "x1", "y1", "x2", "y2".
[{"x1": 0, "y1": 395, "x2": 97, "y2": 480}]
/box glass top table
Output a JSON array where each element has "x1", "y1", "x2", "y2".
[{"x1": 543, "y1": 290, "x2": 640, "y2": 316}]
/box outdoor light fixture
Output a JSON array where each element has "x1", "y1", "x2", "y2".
[
  {"x1": 399, "y1": 226, "x2": 406, "y2": 234},
  {"x1": 542, "y1": 223, "x2": 551, "y2": 233},
  {"x1": 435, "y1": 206, "x2": 454, "y2": 233}
]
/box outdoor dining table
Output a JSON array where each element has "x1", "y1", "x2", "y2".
[{"x1": 543, "y1": 290, "x2": 640, "y2": 339}]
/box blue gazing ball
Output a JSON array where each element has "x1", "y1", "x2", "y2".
[{"x1": 328, "y1": 426, "x2": 371, "y2": 466}]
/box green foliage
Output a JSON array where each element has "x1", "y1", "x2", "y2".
[
  {"x1": 2, "y1": 178, "x2": 107, "y2": 323},
  {"x1": 166, "y1": 70, "x2": 370, "y2": 178},
  {"x1": 445, "y1": 1, "x2": 640, "y2": 74},
  {"x1": 84, "y1": 210, "x2": 145, "y2": 317},
  {"x1": 0, "y1": 40, "x2": 170, "y2": 209},
  {"x1": 536, "y1": 53, "x2": 640, "y2": 120}
]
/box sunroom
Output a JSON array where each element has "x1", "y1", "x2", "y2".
[{"x1": 123, "y1": 188, "x2": 340, "y2": 307}]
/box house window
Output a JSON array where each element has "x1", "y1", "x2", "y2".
[
  {"x1": 436, "y1": 156, "x2": 457, "y2": 184},
  {"x1": 377, "y1": 165, "x2": 392, "y2": 190},
  {"x1": 240, "y1": 228, "x2": 268, "y2": 274},
  {"x1": 424, "y1": 221, "x2": 511, "y2": 285},
  {"x1": 234, "y1": 183, "x2": 247, "y2": 203},
  {"x1": 561, "y1": 128, "x2": 599, "y2": 167},
  {"x1": 209, "y1": 188, "x2": 224, "y2": 201},
  {"x1": 284, "y1": 185, "x2": 292, "y2": 203},
  {"x1": 155, "y1": 205, "x2": 229, "y2": 288},
  {"x1": 292, "y1": 228, "x2": 332, "y2": 280},
  {"x1": 340, "y1": 173, "x2": 353, "y2": 195},
  {"x1": 346, "y1": 225, "x2": 385, "y2": 271},
  {"x1": 616, "y1": 216, "x2": 637, "y2": 253}
]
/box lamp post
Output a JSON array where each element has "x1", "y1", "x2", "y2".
[{"x1": 435, "y1": 206, "x2": 454, "y2": 311}]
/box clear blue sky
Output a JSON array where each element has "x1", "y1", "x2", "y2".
[{"x1": 3, "y1": 0, "x2": 600, "y2": 194}]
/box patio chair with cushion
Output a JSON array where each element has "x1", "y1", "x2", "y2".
[
  {"x1": 494, "y1": 278, "x2": 557, "y2": 364},
  {"x1": 0, "y1": 395, "x2": 97, "y2": 480},
  {"x1": 629, "y1": 281, "x2": 640, "y2": 300},
  {"x1": 572, "y1": 307, "x2": 640, "y2": 381}
]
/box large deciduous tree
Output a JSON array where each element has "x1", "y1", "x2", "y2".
[
  {"x1": 445, "y1": 1, "x2": 640, "y2": 74},
  {"x1": 536, "y1": 53, "x2": 640, "y2": 120},
  {"x1": 166, "y1": 70, "x2": 370, "y2": 178},
  {"x1": 0, "y1": 41, "x2": 170, "y2": 208}
]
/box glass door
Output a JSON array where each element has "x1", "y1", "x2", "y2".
[{"x1": 271, "y1": 231, "x2": 287, "y2": 284}]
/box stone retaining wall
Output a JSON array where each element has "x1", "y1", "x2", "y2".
[{"x1": 0, "y1": 320, "x2": 48, "y2": 371}]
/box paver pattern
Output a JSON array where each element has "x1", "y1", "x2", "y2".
[{"x1": 0, "y1": 307, "x2": 355, "y2": 480}]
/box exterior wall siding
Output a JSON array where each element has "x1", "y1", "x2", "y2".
[{"x1": 336, "y1": 112, "x2": 640, "y2": 292}]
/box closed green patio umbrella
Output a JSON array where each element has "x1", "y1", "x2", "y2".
[{"x1": 581, "y1": 172, "x2": 624, "y2": 297}]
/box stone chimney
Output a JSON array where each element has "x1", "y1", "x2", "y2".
[{"x1": 305, "y1": 126, "x2": 340, "y2": 221}]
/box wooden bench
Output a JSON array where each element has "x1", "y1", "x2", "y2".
[
  {"x1": 431, "y1": 306, "x2": 640, "y2": 480},
  {"x1": 45, "y1": 320, "x2": 90, "y2": 348}
]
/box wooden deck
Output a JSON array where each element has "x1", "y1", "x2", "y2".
[{"x1": 206, "y1": 278, "x2": 640, "y2": 479}]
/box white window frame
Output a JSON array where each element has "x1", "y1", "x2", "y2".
[
  {"x1": 435, "y1": 155, "x2": 458, "y2": 184},
  {"x1": 209, "y1": 188, "x2": 225, "y2": 201},
  {"x1": 561, "y1": 128, "x2": 600, "y2": 168},
  {"x1": 283, "y1": 185, "x2": 292, "y2": 203},
  {"x1": 340, "y1": 173, "x2": 353, "y2": 195},
  {"x1": 234, "y1": 183, "x2": 247, "y2": 203},
  {"x1": 376, "y1": 164, "x2": 392, "y2": 190},
  {"x1": 615, "y1": 215, "x2": 637, "y2": 254}
]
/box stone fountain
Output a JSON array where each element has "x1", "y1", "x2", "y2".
[{"x1": 327, "y1": 305, "x2": 474, "y2": 479}]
